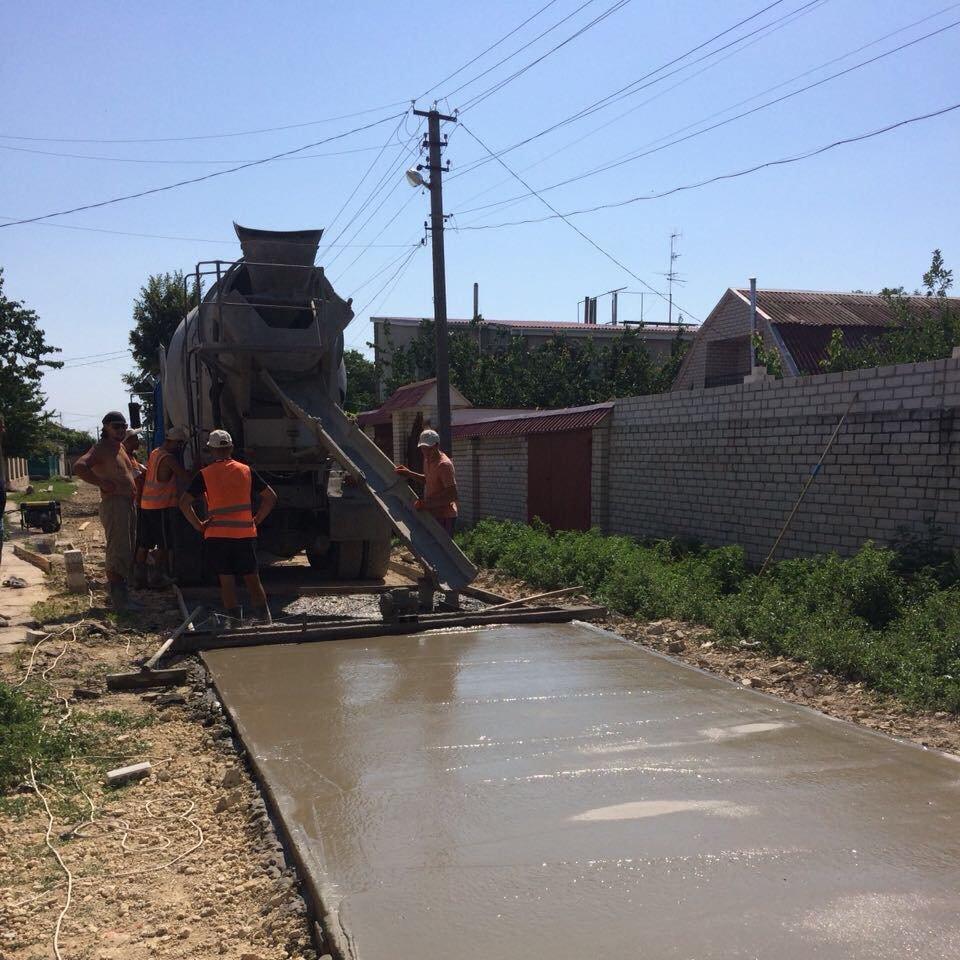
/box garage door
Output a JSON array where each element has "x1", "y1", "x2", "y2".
[{"x1": 527, "y1": 429, "x2": 592, "y2": 531}]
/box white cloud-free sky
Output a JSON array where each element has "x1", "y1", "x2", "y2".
[{"x1": 2, "y1": 0, "x2": 958, "y2": 437}]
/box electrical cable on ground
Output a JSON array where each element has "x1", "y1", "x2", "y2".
[
  {"x1": 457, "y1": 121, "x2": 698, "y2": 319},
  {"x1": 28, "y1": 760, "x2": 74, "y2": 960},
  {"x1": 0, "y1": 112, "x2": 407, "y2": 228},
  {"x1": 454, "y1": 102, "x2": 960, "y2": 229}
]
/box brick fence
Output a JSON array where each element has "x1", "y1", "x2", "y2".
[
  {"x1": 609, "y1": 356, "x2": 960, "y2": 562},
  {"x1": 456, "y1": 356, "x2": 960, "y2": 563}
]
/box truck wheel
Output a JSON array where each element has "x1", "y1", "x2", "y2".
[
  {"x1": 362, "y1": 538, "x2": 391, "y2": 579},
  {"x1": 308, "y1": 541, "x2": 364, "y2": 580}
]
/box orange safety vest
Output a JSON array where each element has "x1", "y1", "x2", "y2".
[
  {"x1": 141, "y1": 448, "x2": 178, "y2": 510},
  {"x1": 201, "y1": 459, "x2": 257, "y2": 539}
]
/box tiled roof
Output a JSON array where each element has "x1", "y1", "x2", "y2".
[
  {"x1": 736, "y1": 289, "x2": 959, "y2": 328},
  {"x1": 773, "y1": 323, "x2": 888, "y2": 376},
  {"x1": 451, "y1": 403, "x2": 612, "y2": 440},
  {"x1": 355, "y1": 378, "x2": 436, "y2": 427}
]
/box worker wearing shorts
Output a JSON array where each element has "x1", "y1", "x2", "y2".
[{"x1": 179, "y1": 429, "x2": 277, "y2": 625}]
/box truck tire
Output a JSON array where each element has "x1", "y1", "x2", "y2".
[
  {"x1": 307, "y1": 541, "x2": 363, "y2": 580},
  {"x1": 308, "y1": 539, "x2": 390, "y2": 580}
]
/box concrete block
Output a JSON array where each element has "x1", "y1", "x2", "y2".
[
  {"x1": 106, "y1": 761, "x2": 151, "y2": 786},
  {"x1": 62, "y1": 549, "x2": 87, "y2": 594}
]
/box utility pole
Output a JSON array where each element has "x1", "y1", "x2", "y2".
[{"x1": 413, "y1": 107, "x2": 456, "y2": 454}]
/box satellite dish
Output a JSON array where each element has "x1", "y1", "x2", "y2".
[{"x1": 405, "y1": 166, "x2": 426, "y2": 189}]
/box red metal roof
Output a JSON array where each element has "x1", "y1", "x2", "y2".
[
  {"x1": 737, "y1": 289, "x2": 959, "y2": 328},
  {"x1": 774, "y1": 323, "x2": 887, "y2": 375},
  {"x1": 356, "y1": 378, "x2": 436, "y2": 427},
  {"x1": 451, "y1": 403, "x2": 612, "y2": 440}
]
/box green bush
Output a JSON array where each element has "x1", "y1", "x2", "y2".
[{"x1": 457, "y1": 520, "x2": 960, "y2": 714}]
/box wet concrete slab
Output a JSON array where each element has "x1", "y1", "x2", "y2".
[{"x1": 204, "y1": 623, "x2": 960, "y2": 960}]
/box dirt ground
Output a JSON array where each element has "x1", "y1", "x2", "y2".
[
  {"x1": 3, "y1": 490, "x2": 958, "y2": 960},
  {"x1": 0, "y1": 483, "x2": 325, "y2": 960}
]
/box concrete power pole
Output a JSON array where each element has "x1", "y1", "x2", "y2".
[{"x1": 413, "y1": 107, "x2": 456, "y2": 454}]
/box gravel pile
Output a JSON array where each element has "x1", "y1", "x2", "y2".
[{"x1": 282, "y1": 592, "x2": 489, "y2": 622}]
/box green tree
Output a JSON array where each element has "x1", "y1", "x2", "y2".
[
  {"x1": 0, "y1": 269, "x2": 62, "y2": 455},
  {"x1": 125, "y1": 271, "x2": 196, "y2": 388},
  {"x1": 43, "y1": 423, "x2": 96, "y2": 455},
  {"x1": 380, "y1": 319, "x2": 689, "y2": 407},
  {"x1": 343, "y1": 349, "x2": 378, "y2": 414}
]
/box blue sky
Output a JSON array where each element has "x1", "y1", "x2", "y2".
[{"x1": 2, "y1": 0, "x2": 958, "y2": 436}]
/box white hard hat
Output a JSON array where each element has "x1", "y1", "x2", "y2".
[
  {"x1": 417, "y1": 429, "x2": 440, "y2": 448},
  {"x1": 206, "y1": 429, "x2": 234, "y2": 448},
  {"x1": 166, "y1": 426, "x2": 189, "y2": 442}
]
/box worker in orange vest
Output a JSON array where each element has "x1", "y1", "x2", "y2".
[
  {"x1": 134, "y1": 426, "x2": 192, "y2": 589},
  {"x1": 179, "y1": 429, "x2": 277, "y2": 625}
]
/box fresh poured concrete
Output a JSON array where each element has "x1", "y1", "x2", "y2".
[{"x1": 204, "y1": 623, "x2": 960, "y2": 960}]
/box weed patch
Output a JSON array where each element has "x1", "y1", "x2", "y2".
[{"x1": 457, "y1": 521, "x2": 960, "y2": 714}]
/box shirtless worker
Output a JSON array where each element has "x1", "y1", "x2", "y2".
[
  {"x1": 73, "y1": 411, "x2": 142, "y2": 612},
  {"x1": 394, "y1": 429, "x2": 458, "y2": 534},
  {"x1": 134, "y1": 426, "x2": 192, "y2": 589}
]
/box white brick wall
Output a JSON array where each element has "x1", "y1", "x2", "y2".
[
  {"x1": 611, "y1": 355, "x2": 960, "y2": 562},
  {"x1": 454, "y1": 436, "x2": 528, "y2": 525}
]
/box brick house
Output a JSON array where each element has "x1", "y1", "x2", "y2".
[{"x1": 672, "y1": 288, "x2": 960, "y2": 390}]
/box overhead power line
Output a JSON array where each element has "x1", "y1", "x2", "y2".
[
  {"x1": 451, "y1": 0, "x2": 830, "y2": 212},
  {"x1": 418, "y1": 0, "x2": 563, "y2": 100},
  {"x1": 0, "y1": 101, "x2": 410, "y2": 145},
  {"x1": 449, "y1": 0, "x2": 793, "y2": 176},
  {"x1": 455, "y1": 15, "x2": 960, "y2": 214},
  {"x1": 0, "y1": 140, "x2": 403, "y2": 165},
  {"x1": 457, "y1": 0, "x2": 636, "y2": 112},
  {"x1": 457, "y1": 121, "x2": 698, "y2": 321},
  {"x1": 0, "y1": 112, "x2": 407, "y2": 229},
  {"x1": 454, "y1": 102, "x2": 960, "y2": 230},
  {"x1": 0, "y1": 216, "x2": 413, "y2": 247},
  {"x1": 441, "y1": 0, "x2": 603, "y2": 101}
]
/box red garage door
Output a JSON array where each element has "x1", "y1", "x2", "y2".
[{"x1": 527, "y1": 430, "x2": 592, "y2": 531}]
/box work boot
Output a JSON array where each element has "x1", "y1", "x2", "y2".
[
  {"x1": 132, "y1": 563, "x2": 149, "y2": 590},
  {"x1": 109, "y1": 581, "x2": 142, "y2": 613}
]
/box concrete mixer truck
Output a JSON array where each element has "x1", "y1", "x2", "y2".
[{"x1": 161, "y1": 223, "x2": 475, "y2": 591}]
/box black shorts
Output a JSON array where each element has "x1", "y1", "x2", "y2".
[
  {"x1": 138, "y1": 507, "x2": 170, "y2": 550},
  {"x1": 205, "y1": 537, "x2": 258, "y2": 577}
]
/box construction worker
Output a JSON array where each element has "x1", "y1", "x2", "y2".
[
  {"x1": 134, "y1": 426, "x2": 192, "y2": 589},
  {"x1": 73, "y1": 411, "x2": 142, "y2": 612},
  {"x1": 179, "y1": 429, "x2": 277, "y2": 625},
  {"x1": 394, "y1": 429, "x2": 458, "y2": 534}
]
